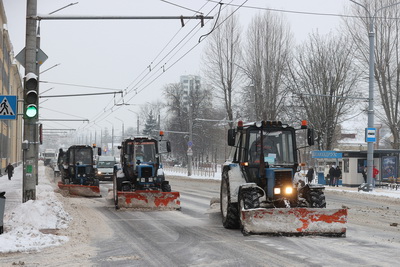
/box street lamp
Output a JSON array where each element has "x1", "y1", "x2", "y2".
[
  {"x1": 106, "y1": 120, "x2": 114, "y2": 156},
  {"x1": 115, "y1": 117, "x2": 125, "y2": 141},
  {"x1": 128, "y1": 109, "x2": 140, "y2": 134},
  {"x1": 350, "y1": 0, "x2": 400, "y2": 191}
]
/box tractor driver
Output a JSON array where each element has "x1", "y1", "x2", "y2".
[{"x1": 135, "y1": 146, "x2": 144, "y2": 162}]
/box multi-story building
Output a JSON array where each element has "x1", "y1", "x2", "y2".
[
  {"x1": 0, "y1": 0, "x2": 23, "y2": 170},
  {"x1": 180, "y1": 75, "x2": 201, "y2": 108}
]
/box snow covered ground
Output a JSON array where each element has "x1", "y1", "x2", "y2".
[
  {"x1": 1, "y1": 163, "x2": 400, "y2": 253},
  {"x1": 0, "y1": 164, "x2": 71, "y2": 253}
]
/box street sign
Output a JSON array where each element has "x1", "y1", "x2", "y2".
[
  {"x1": 188, "y1": 141, "x2": 193, "y2": 147},
  {"x1": 365, "y1": 128, "x2": 376, "y2": 142},
  {"x1": 0, "y1": 95, "x2": 17, "y2": 120},
  {"x1": 15, "y1": 47, "x2": 48, "y2": 67},
  {"x1": 311, "y1": 151, "x2": 343, "y2": 159},
  {"x1": 187, "y1": 147, "x2": 193, "y2": 156}
]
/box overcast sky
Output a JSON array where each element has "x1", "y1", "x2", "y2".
[{"x1": 3, "y1": 0, "x2": 351, "y2": 144}]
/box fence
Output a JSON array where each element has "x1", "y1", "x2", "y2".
[{"x1": 164, "y1": 162, "x2": 220, "y2": 178}]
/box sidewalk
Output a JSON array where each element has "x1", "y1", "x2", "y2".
[{"x1": 324, "y1": 184, "x2": 400, "y2": 199}]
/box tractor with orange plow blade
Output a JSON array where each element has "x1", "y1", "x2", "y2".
[
  {"x1": 57, "y1": 145, "x2": 101, "y2": 197},
  {"x1": 221, "y1": 120, "x2": 347, "y2": 236},
  {"x1": 112, "y1": 134, "x2": 180, "y2": 210}
]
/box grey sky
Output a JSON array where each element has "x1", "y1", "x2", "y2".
[{"x1": 3, "y1": 0, "x2": 350, "y2": 139}]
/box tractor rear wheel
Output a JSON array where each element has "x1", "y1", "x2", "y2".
[{"x1": 220, "y1": 170, "x2": 240, "y2": 229}]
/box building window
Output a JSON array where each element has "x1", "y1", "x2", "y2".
[{"x1": 343, "y1": 159, "x2": 349, "y2": 173}]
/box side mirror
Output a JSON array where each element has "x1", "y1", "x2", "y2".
[
  {"x1": 307, "y1": 129, "x2": 315, "y2": 146},
  {"x1": 227, "y1": 129, "x2": 236, "y2": 146},
  {"x1": 97, "y1": 147, "x2": 101, "y2": 156}
]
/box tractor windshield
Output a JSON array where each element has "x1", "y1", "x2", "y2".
[
  {"x1": 71, "y1": 148, "x2": 92, "y2": 165},
  {"x1": 248, "y1": 129, "x2": 295, "y2": 166},
  {"x1": 134, "y1": 142, "x2": 157, "y2": 163}
]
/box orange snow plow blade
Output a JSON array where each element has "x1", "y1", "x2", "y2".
[
  {"x1": 58, "y1": 181, "x2": 101, "y2": 197},
  {"x1": 241, "y1": 208, "x2": 347, "y2": 236},
  {"x1": 116, "y1": 190, "x2": 180, "y2": 210}
]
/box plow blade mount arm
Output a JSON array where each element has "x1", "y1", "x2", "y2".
[{"x1": 241, "y1": 207, "x2": 347, "y2": 236}]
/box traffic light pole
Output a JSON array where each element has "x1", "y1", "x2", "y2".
[{"x1": 23, "y1": 0, "x2": 38, "y2": 202}]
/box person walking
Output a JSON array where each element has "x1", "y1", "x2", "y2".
[
  {"x1": 5, "y1": 163, "x2": 14, "y2": 180},
  {"x1": 329, "y1": 165, "x2": 335, "y2": 186},
  {"x1": 361, "y1": 166, "x2": 367, "y2": 184},
  {"x1": 334, "y1": 165, "x2": 342, "y2": 187},
  {"x1": 306, "y1": 167, "x2": 314, "y2": 184}
]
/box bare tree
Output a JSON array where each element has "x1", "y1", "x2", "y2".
[
  {"x1": 242, "y1": 10, "x2": 293, "y2": 121},
  {"x1": 287, "y1": 32, "x2": 361, "y2": 150},
  {"x1": 202, "y1": 11, "x2": 242, "y2": 128},
  {"x1": 163, "y1": 80, "x2": 214, "y2": 165},
  {"x1": 345, "y1": 0, "x2": 400, "y2": 148}
]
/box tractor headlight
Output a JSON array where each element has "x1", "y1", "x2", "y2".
[
  {"x1": 274, "y1": 188, "x2": 281, "y2": 195},
  {"x1": 141, "y1": 178, "x2": 145, "y2": 183},
  {"x1": 78, "y1": 174, "x2": 81, "y2": 177},
  {"x1": 148, "y1": 178, "x2": 153, "y2": 182},
  {"x1": 285, "y1": 187, "x2": 293, "y2": 195},
  {"x1": 83, "y1": 174, "x2": 86, "y2": 177}
]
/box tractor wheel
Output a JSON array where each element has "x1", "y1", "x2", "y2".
[
  {"x1": 238, "y1": 187, "x2": 260, "y2": 235},
  {"x1": 309, "y1": 190, "x2": 326, "y2": 208},
  {"x1": 121, "y1": 183, "x2": 132, "y2": 192},
  {"x1": 220, "y1": 170, "x2": 240, "y2": 229},
  {"x1": 161, "y1": 182, "x2": 171, "y2": 192},
  {"x1": 239, "y1": 187, "x2": 260, "y2": 210}
]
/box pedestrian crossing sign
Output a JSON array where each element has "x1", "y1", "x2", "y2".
[{"x1": 0, "y1": 95, "x2": 17, "y2": 120}]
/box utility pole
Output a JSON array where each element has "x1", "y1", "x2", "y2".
[
  {"x1": 350, "y1": 0, "x2": 400, "y2": 191},
  {"x1": 188, "y1": 102, "x2": 193, "y2": 176},
  {"x1": 22, "y1": 0, "x2": 38, "y2": 202}
]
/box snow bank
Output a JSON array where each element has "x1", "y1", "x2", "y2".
[{"x1": 0, "y1": 167, "x2": 71, "y2": 253}]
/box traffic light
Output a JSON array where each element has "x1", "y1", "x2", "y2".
[{"x1": 24, "y1": 72, "x2": 39, "y2": 119}]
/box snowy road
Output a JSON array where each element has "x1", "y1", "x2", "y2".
[{"x1": 1, "y1": 170, "x2": 400, "y2": 266}]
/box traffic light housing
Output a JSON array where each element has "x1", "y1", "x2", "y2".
[{"x1": 24, "y1": 72, "x2": 39, "y2": 119}]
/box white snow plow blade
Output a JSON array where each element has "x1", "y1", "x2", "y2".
[{"x1": 241, "y1": 208, "x2": 347, "y2": 236}]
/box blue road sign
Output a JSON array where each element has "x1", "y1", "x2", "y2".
[
  {"x1": 365, "y1": 128, "x2": 376, "y2": 142},
  {"x1": 0, "y1": 95, "x2": 17, "y2": 120},
  {"x1": 311, "y1": 151, "x2": 343, "y2": 159}
]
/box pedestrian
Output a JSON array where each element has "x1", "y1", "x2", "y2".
[
  {"x1": 334, "y1": 165, "x2": 342, "y2": 187},
  {"x1": 361, "y1": 166, "x2": 367, "y2": 183},
  {"x1": 329, "y1": 165, "x2": 335, "y2": 186},
  {"x1": 373, "y1": 166, "x2": 379, "y2": 188},
  {"x1": 306, "y1": 167, "x2": 314, "y2": 184},
  {"x1": 5, "y1": 163, "x2": 14, "y2": 180}
]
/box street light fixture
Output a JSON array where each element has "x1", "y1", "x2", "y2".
[{"x1": 349, "y1": 0, "x2": 400, "y2": 191}]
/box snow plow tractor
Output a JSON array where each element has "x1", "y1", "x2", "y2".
[
  {"x1": 112, "y1": 133, "x2": 180, "y2": 209},
  {"x1": 221, "y1": 120, "x2": 347, "y2": 236},
  {"x1": 57, "y1": 145, "x2": 101, "y2": 197}
]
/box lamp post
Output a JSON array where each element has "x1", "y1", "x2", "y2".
[
  {"x1": 115, "y1": 117, "x2": 125, "y2": 141},
  {"x1": 350, "y1": 0, "x2": 400, "y2": 191},
  {"x1": 106, "y1": 120, "x2": 114, "y2": 156},
  {"x1": 128, "y1": 109, "x2": 140, "y2": 134}
]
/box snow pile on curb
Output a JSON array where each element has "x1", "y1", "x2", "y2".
[{"x1": 0, "y1": 183, "x2": 71, "y2": 253}]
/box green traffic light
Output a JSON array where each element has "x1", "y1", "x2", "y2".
[{"x1": 25, "y1": 105, "x2": 38, "y2": 118}]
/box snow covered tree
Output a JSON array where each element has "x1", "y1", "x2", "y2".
[{"x1": 142, "y1": 111, "x2": 158, "y2": 137}]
